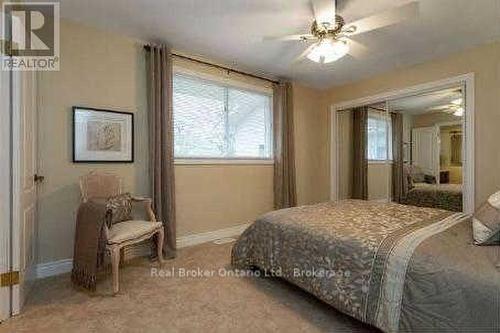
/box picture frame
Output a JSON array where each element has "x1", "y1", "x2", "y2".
[{"x1": 72, "y1": 107, "x2": 134, "y2": 163}]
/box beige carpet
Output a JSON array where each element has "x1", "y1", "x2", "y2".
[{"x1": 0, "y1": 242, "x2": 377, "y2": 332}]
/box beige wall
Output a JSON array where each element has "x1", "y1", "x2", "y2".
[
  {"x1": 38, "y1": 21, "x2": 149, "y2": 263},
  {"x1": 38, "y1": 21, "x2": 325, "y2": 263},
  {"x1": 368, "y1": 164, "x2": 392, "y2": 200},
  {"x1": 447, "y1": 166, "x2": 463, "y2": 184},
  {"x1": 293, "y1": 83, "x2": 330, "y2": 205},
  {"x1": 175, "y1": 165, "x2": 273, "y2": 236},
  {"x1": 325, "y1": 41, "x2": 500, "y2": 207}
]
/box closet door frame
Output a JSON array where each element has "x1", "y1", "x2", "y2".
[{"x1": 330, "y1": 73, "x2": 475, "y2": 214}]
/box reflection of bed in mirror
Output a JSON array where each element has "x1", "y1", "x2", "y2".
[
  {"x1": 402, "y1": 182, "x2": 463, "y2": 212},
  {"x1": 403, "y1": 121, "x2": 464, "y2": 212}
]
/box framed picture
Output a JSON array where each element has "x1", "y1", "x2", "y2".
[{"x1": 73, "y1": 107, "x2": 134, "y2": 163}]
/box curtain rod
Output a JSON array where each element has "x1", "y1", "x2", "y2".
[
  {"x1": 368, "y1": 106, "x2": 387, "y2": 112},
  {"x1": 368, "y1": 106, "x2": 397, "y2": 114},
  {"x1": 144, "y1": 45, "x2": 279, "y2": 85}
]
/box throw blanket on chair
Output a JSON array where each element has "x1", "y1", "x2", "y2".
[{"x1": 71, "y1": 200, "x2": 111, "y2": 291}]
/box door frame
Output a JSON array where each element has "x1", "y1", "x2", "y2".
[
  {"x1": 330, "y1": 73, "x2": 475, "y2": 214},
  {"x1": 0, "y1": 55, "x2": 12, "y2": 322}
]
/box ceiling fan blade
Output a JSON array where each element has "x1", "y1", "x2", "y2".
[
  {"x1": 310, "y1": 0, "x2": 336, "y2": 26},
  {"x1": 291, "y1": 42, "x2": 318, "y2": 64},
  {"x1": 346, "y1": 38, "x2": 368, "y2": 59},
  {"x1": 428, "y1": 105, "x2": 450, "y2": 111},
  {"x1": 346, "y1": 1, "x2": 419, "y2": 36},
  {"x1": 263, "y1": 34, "x2": 316, "y2": 42}
]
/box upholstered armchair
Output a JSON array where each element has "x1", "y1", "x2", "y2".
[{"x1": 79, "y1": 171, "x2": 164, "y2": 294}]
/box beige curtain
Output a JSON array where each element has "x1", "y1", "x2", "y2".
[
  {"x1": 392, "y1": 112, "x2": 405, "y2": 202},
  {"x1": 352, "y1": 107, "x2": 368, "y2": 200},
  {"x1": 145, "y1": 45, "x2": 176, "y2": 258},
  {"x1": 450, "y1": 133, "x2": 462, "y2": 165},
  {"x1": 273, "y1": 82, "x2": 297, "y2": 209}
]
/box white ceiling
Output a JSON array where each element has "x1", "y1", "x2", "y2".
[
  {"x1": 58, "y1": 0, "x2": 500, "y2": 89},
  {"x1": 390, "y1": 87, "x2": 462, "y2": 114}
]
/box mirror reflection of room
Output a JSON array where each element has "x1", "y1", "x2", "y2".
[
  {"x1": 395, "y1": 87, "x2": 464, "y2": 212},
  {"x1": 337, "y1": 87, "x2": 465, "y2": 213}
]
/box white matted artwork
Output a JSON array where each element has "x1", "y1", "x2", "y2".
[{"x1": 73, "y1": 107, "x2": 134, "y2": 162}]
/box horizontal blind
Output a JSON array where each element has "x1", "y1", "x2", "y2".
[
  {"x1": 367, "y1": 110, "x2": 392, "y2": 161},
  {"x1": 173, "y1": 73, "x2": 272, "y2": 159}
]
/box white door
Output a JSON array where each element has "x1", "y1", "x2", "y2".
[
  {"x1": 412, "y1": 126, "x2": 440, "y2": 182},
  {"x1": 11, "y1": 69, "x2": 39, "y2": 315},
  {"x1": 0, "y1": 10, "x2": 39, "y2": 320},
  {"x1": 0, "y1": 44, "x2": 12, "y2": 322}
]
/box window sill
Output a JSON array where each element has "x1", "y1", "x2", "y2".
[
  {"x1": 368, "y1": 160, "x2": 394, "y2": 165},
  {"x1": 174, "y1": 159, "x2": 274, "y2": 166}
]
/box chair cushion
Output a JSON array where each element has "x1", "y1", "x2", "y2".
[{"x1": 107, "y1": 220, "x2": 163, "y2": 244}]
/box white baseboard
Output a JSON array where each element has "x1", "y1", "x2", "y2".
[
  {"x1": 34, "y1": 223, "x2": 251, "y2": 279},
  {"x1": 123, "y1": 222, "x2": 251, "y2": 260},
  {"x1": 35, "y1": 258, "x2": 73, "y2": 279},
  {"x1": 177, "y1": 223, "x2": 250, "y2": 248}
]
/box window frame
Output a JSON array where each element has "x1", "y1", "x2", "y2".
[{"x1": 172, "y1": 70, "x2": 274, "y2": 164}]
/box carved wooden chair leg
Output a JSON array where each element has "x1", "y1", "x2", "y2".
[
  {"x1": 119, "y1": 248, "x2": 125, "y2": 267},
  {"x1": 110, "y1": 246, "x2": 121, "y2": 295},
  {"x1": 157, "y1": 228, "x2": 165, "y2": 267}
]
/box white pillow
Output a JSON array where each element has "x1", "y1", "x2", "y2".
[
  {"x1": 488, "y1": 191, "x2": 500, "y2": 208},
  {"x1": 473, "y1": 191, "x2": 500, "y2": 245}
]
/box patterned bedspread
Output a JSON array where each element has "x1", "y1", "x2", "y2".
[{"x1": 231, "y1": 200, "x2": 500, "y2": 332}]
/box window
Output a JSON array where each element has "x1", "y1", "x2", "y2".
[
  {"x1": 367, "y1": 110, "x2": 392, "y2": 161},
  {"x1": 173, "y1": 73, "x2": 273, "y2": 160}
]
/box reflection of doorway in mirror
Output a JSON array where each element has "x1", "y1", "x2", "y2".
[
  {"x1": 411, "y1": 126, "x2": 440, "y2": 183},
  {"x1": 439, "y1": 124, "x2": 463, "y2": 184}
]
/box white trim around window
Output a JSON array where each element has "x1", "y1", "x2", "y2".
[
  {"x1": 173, "y1": 65, "x2": 274, "y2": 96},
  {"x1": 174, "y1": 158, "x2": 274, "y2": 165},
  {"x1": 368, "y1": 160, "x2": 393, "y2": 164},
  {"x1": 173, "y1": 72, "x2": 274, "y2": 161}
]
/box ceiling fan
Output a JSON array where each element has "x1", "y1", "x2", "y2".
[
  {"x1": 265, "y1": 0, "x2": 420, "y2": 64},
  {"x1": 428, "y1": 98, "x2": 464, "y2": 117}
]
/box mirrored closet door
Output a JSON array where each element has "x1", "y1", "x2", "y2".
[
  {"x1": 336, "y1": 85, "x2": 466, "y2": 213},
  {"x1": 389, "y1": 87, "x2": 464, "y2": 212}
]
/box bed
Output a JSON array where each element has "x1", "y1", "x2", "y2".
[
  {"x1": 231, "y1": 200, "x2": 500, "y2": 333},
  {"x1": 402, "y1": 183, "x2": 463, "y2": 212}
]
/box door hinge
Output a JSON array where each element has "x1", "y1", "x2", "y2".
[
  {"x1": 0, "y1": 271, "x2": 20, "y2": 287},
  {"x1": 0, "y1": 39, "x2": 13, "y2": 57}
]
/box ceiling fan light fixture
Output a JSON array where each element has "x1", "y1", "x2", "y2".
[
  {"x1": 453, "y1": 107, "x2": 464, "y2": 117},
  {"x1": 306, "y1": 39, "x2": 349, "y2": 64}
]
